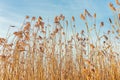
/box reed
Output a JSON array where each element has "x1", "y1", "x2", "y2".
[{"x1": 0, "y1": 1, "x2": 120, "y2": 80}]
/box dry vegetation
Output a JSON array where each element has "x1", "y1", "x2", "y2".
[{"x1": 0, "y1": 1, "x2": 120, "y2": 80}]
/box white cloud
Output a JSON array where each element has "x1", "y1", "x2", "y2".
[{"x1": 0, "y1": 16, "x2": 18, "y2": 26}]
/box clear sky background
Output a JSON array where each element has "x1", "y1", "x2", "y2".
[{"x1": 0, "y1": 0, "x2": 116, "y2": 37}]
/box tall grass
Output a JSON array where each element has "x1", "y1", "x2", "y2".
[{"x1": 0, "y1": 1, "x2": 120, "y2": 80}]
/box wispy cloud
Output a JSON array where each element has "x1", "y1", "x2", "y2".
[{"x1": 0, "y1": 0, "x2": 116, "y2": 37}]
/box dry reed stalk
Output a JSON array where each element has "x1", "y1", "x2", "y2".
[
  {"x1": 0, "y1": 1, "x2": 120, "y2": 79},
  {"x1": 109, "y1": 3, "x2": 116, "y2": 11}
]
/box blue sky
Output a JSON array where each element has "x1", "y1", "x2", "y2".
[{"x1": 0, "y1": 0, "x2": 115, "y2": 37}]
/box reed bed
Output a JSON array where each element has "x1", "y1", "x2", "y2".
[{"x1": 0, "y1": 1, "x2": 120, "y2": 80}]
